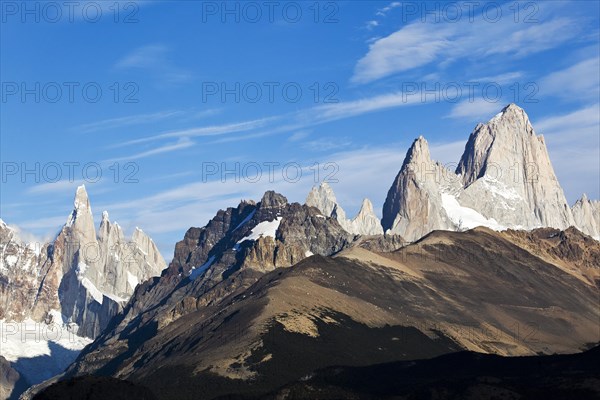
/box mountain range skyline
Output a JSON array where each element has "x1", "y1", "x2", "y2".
[
  {"x1": 2, "y1": 103, "x2": 598, "y2": 262},
  {"x1": 1, "y1": 1, "x2": 599, "y2": 261}
]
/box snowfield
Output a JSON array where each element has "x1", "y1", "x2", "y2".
[
  {"x1": 0, "y1": 312, "x2": 92, "y2": 386},
  {"x1": 237, "y1": 217, "x2": 283, "y2": 244},
  {"x1": 441, "y1": 193, "x2": 505, "y2": 231},
  {"x1": 190, "y1": 255, "x2": 216, "y2": 280}
]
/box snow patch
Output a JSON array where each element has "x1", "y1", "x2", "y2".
[
  {"x1": 489, "y1": 110, "x2": 504, "y2": 123},
  {"x1": 76, "y1": 262, "x2": 88, "y2": 279},
  {"x1": 480, "y1": 175, "x2": 522, "y2": 202},
  {"x1": 127, "y1": 271, "x2": 139, "y2": 289},
  {"x1": 0, "y1": 317, "x2": 92, "y2": 387},
  {"x1": 237, "y1": 217, "x2": 283, "y2": 244},
  {"x1": 305, "y1": 251, "x2": 314, "y2": 257},
  {"x1": 190, "y1": 255, "x2": 216, "y2": 280},
  {"x1": 233, "y1": 210, "x2": 257, "y2": 231},
  {"x1": 441, "y1": 193, "x2": 505, "y2": 231},
  {"x1": 5, "y1": 255, "x2": 18, "y2": 267},
  {"x1": 104, "y1": 292, "x2": 127, "y2": 303},
  {"x1": 80, "y1": 278, "x2": 103, "y2": 305}
]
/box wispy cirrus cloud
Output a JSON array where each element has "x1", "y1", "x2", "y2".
[
  {"x1": 375, "y1": 1, "x2": 401, "y2": 17},
  {"x1": 113, "y1": 117, "x2": 278, "y2": 148},
  {"x1": 353, "y1": 6, "x2": 583, "y2": 84},
  {"x1": 538, "y1": 57, "x2": 600, "y2": 102},
  {"x1": 74, "y1": 110, "x2": 185, "y2": 133},
  {"x1": 446, "y1": 98, "x2": 504, "y2": 121},
  {"x1": 112, "y1": 89, "x2": 425, "y2": 150},
  {"x1": 115, "y1": 44, "x2": 192, "y2": 84},
  {"x1": 534, "y1": 104, "x2": 600, "y2": 203},
  {"x1": 104, "y1": 137, "x2": 194, "y2": 163},
  {"x1": 472, "y1": 72, "x2": 524, "y2": 85},
  {"x1": 27, "y1": 179, "x2": 88, "y2": 195}
]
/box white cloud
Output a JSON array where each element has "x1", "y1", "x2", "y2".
[
  {"x1": 447, "y1": 98, "x2": 503, "y2": 121},
  {"x1": 353, "y1": 23, "x2": 454, "y2": 84},
  {"x1": 352, "y1": 9, "x2": 582, "y2": 84},
  {"x1": 288, "y1": 130, "x2": 310, "y2": 142},
  {"x1": 115, "y1": 44, "x2": 167, "y2": 69},
  {"x1": 534, "y1": 104, "x2": 600, "y2": 203},
  {"x1": 375, "y1": 1, "x2": 401, "y2": 17},
  {"x1": 365, "y1": 20, "x2": 379, "y2": 30},
  {"x1": 429, "y1": 140, "x2": 466, "y2": 167},
  {"x1": 114, "y1": 117, "x2": 277, "y2": 147},
  {"x1": 472, "y1": 72, "x2": 524, "y2": 85},
  {"x1": 115, "y1": 44, "x2": 192, "y2": 84},
  {"x1": 74, "y1": 110, "x2": 185, "y2": 133},
  {"x1": 104, "y1": 138, "x2": 194, "y2": 163},
  {"x1": 539, "y1": 57, "x2": 600, "y2": 102},
  {"x1": 28, "y1": 179, "x2": 88, "y2": 195},
  {"x1": 302, "y1": 137, "x2": 352, "y2": 152}
]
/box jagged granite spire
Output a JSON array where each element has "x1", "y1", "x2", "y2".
[
  {"x1": 306, "y1": 183, "x2": 383, "y2": 235},
  {"x1": 382, "y1": 136, "x2": 456, "y2": 240},
  {"x1": 572, "y1": 194, "x2": 600, "y2": 240},
  {"x1": 2, "y1": 186, "x2": 166, "y2": 339},
  {"x1": 456, "y1": 103, "x2": 575, "y2": 229},
  {"x1": 382, "y1": 104, "x2": 586, "y2": 242}
]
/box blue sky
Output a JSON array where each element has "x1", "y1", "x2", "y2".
[{"x1": 1, "y1": 0, "x2": 599, "y2": 259}]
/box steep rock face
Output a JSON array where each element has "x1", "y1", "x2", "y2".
[
  {"x1": 306, "y1": 183, "x2": 383, "y2": 235},
  {"x1": 382, "y1": 136, "x2": 457, "y2": 241},
  {"x1": 572, "y1": 194, "x2": 600, "y2": 240},
  {"x1": 0, "y1": 356, "x2": 21, "y2": 400},
  {"x1": 0, "y1": 220, "x2": 50, "y2": 321},
  {"x1": 383, "y1": 104, "x2": 596, "y2": 242},
  {"x1": 456, "y1": 104, "x2": 574, "y2": 229},
  {"x1": 65, "y1": 191, "x2": 356, "y2": 377},
  {"x1": 0, "y1": 186, "x2": 166, "y2": 339},
  {"x1": 349, "y1": 199, "x2": 384, "y2": 235}
]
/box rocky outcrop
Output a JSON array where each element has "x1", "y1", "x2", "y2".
[
  {"x1": 306, "y1": 183, "x2": 383, "y2": 235},
  {"x1": 171, "y1": 190, "x2": 354, "y2": 283},
  {"x1": 0, "y1": 220, "x2": 51, "y2": 322},
  {"x1": 0, "y1": 356, "x2": 21, "y2": 400},
  {"x1": 383, "y1": 104, "x2": 597, "y2": 242},
  {"x1": 572, "y1": 194, "x2": 600, "y2": 240},
  {"x1": 382, "y1": 136, "x2": 457, "y2": 241},
  {"x1": 0, "y1": 186, "x2": 166, "y2": 338}
]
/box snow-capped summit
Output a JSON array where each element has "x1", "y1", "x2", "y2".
[
  {"x1": 1, "y1": 186, "x2": 166, "y2": 339},
  {"x1": 73, "y1": 184, "x2": 91, "y2": 210},
  {"x1": 382, "y1": 104, "x2": 596, "y2": 241}
]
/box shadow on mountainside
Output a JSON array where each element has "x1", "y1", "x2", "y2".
[{"x1": 10, "y1": 342, "x2": 81, "y2": 400}]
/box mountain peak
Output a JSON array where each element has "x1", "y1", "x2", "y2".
[
  {"x1": 73, "y1": 185, "x2": 90, "y2": 211},
  {"x1": 350, "y1": 198, "x2": 384, "y2": 235},
  {"x1": 306, "y1": 182, "x2": 339, "y2": 216},
  {"x1": 260, "y1": 191, "x2": 288, "y2": 209},
  {"x1": 358, "y1": 198, "x2": 375, "y2": 215},
  {"x1": 66, "y1": 185, "x2": 94, "y2": 230},
  {"x1": 401, "y1": 136, "x2": 431, "y2": 170}
]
